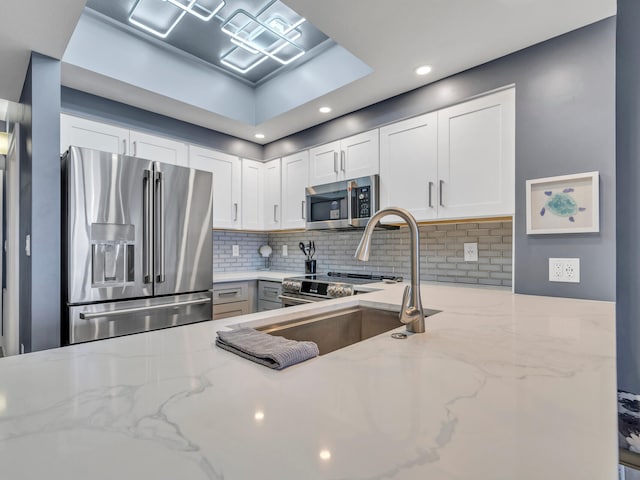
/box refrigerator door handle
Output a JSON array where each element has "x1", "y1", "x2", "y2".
[
  {"x1": 155, "y1": 169, "x2": 165, "y2": 283},
  {"x1": 143, "y1": 169, "x2": 153, "y2": 284},
  {"x1": 79, "y1": 298, "x2": 211, "y2": 320}
]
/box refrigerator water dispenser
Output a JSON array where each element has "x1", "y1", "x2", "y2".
[{"x1": 91, "y1": 223, "x2": 135, "y2": 287}]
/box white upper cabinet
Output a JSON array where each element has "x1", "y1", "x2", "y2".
[
  {"x1": 129, "y1": 130, "x2": 188, "y2": 167},
  {"x1": 437, "y1": 88, "x2": 515, "y2": 219},
  {"x1": 308, "y1": 129, "x2": 379, "y2": 186},
  {"x1": 241, "y1": 159, "x2": 264, "y2": 231},
  {"x1": 263, "y1": 158, "x2": 281, "y2": 230},
  {"x1": 60, "y1": 114, "x2": 129, "y2": 155},
  {"x1": 189, "y1": 145, "x2": 241, "y2": 229},
  {"x1": 379, "y1": 112, "x2": 438, "y2": 222},
  {"x1": 281, "y1": 150, "x2": 309, "y2": 230}
]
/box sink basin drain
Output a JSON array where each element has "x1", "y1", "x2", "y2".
[{"x1": 391, "y1": 332, "x2": 407, "y2": 340}]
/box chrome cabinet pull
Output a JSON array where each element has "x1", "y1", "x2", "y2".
[
  {"x1": 143, "y1": 169, "x2": 153, "y2": 283},
  {"x1": 218, "y1": 290, "x2": 240, "y2": 297},
  {"x1": 79, "y1": 298, "x2": 210, "y2": 320},
  {"x1": 273, "y1": 204, "x2": 278, "y2": 223},
  {"x1": 439, "y1": 180, "x2": 444, "y2": 207},
  {"x1": 333, "y1": 152, "x2": 339, "y2": 174},
  {"x1": 301, "y1": 200, "x2": 306, "y2": 220},
  {"x1": 133, "y1": 141, "x2": 137, "y2": 157},
  {"x1": 122, "y1": 139, "x2": 127, "y2": 155},
  {"x1": 233, "y1": 203, "x2": 238, "y2": 222},
  {"x1": 428, "y1": 181, "x2": 434, "y2": 208},
  {"x1": 340, "y1": 151, "x2": 346, "y2": 172}
]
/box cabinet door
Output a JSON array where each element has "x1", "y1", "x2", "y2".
[
  {"x1": 60, "y1": 114, "x2": 129, "y2": 155},
  {"x1": 263, "y1": 158, "x2": 281, "y2": 230},
  {"x1": 189, "y1": 145, "x2": 241, "y2": 229},
  {"x1": 129, "y1": 130, "x2": 188, "y2": 166},
  {"x1": 379, "y1": 113, "x2": 438, "y2": 222},
  {"x1": 342, "y1": 129, "x2": 379, "y2": 179},
  {"x1": 281, "y1": 151, "x2": 309, "y2": 230},
  {"x1": 309, "y1": 140, "x2": 340, "y2": 186},
  {"x1": 241, "y1": 159, "x2": 264, "y2": 230},
  {"x1": 437, "y1": 88, "x2": 515, "y2": 219}
]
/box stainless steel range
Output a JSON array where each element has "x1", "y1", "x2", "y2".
[{"x1": 279, "y1": 272, "x2": 402, "y2": 307}]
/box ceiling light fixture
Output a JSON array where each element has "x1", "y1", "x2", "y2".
[
  {"x1": 319, "y1": 107, "x2": 331, "y2": 113},
  {"x1": 255, "y1": 133, "x2": 265, "y2": 139},
  {"x1": 165, "y1": 0, "x2": 225, "y2": 22},
  {"x1": 415, "y1": 65, "x2": 432, "y2": 76}
]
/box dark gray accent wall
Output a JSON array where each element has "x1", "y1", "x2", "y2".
[
  {"x1": 617, "y1": 0, "x2": 639, "y2": 395},
  {"x1": 265, "y1": 18, "x2": 617, "y2": 302},
  {"x1": 61, "y1": 87, "x2": 263, "y2": 160},
  {"x1": 19, "y1": 53, "x2": 62, "y2": 352}
]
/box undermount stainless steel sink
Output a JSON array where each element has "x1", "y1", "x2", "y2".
[{"x1": 257, "y1": 306, "x2": 441, "y2": 355}]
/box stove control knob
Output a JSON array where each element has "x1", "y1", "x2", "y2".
[
  {"x1": 282, "y1": 280, "x2": 301, "y2": 293},
  {"x1": 327, "y1": 284, "x2": 354, "y2": 298}
]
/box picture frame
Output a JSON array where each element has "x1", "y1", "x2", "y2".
[{"x1": 526, "y1": 171, "x2": 599, "y2": 234}]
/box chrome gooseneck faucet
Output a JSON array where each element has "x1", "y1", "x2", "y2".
[{"x1": 354, "y1": 207, "x2": 425, "y2": 333}]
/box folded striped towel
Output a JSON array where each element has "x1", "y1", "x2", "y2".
[{"x1": 216, "y1": 328, "x2": 319, "y2": 370}]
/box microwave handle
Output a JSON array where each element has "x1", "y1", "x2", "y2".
[{"x1": 347, "y1": 181, "x2": 356, "y2": 226}]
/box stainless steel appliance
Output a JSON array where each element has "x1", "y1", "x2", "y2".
[
  {"x1": 62, "y1": 146, "x2": 213, "y2": 344},
  {"x1": 305, "y1": 175, "x2": 379, "y2": 230},
  {"x1": 279, "y1": 271, "x2": 402, "y2": 307}
]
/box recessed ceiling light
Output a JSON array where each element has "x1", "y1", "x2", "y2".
[
  {"x1": 415, "y1": 65, "x2": 432, "y2": 76},
  {"x1": 255, "y1": 133, "x2": 265, "y2": 139},
  {"x1": 319, "y1": 106, "x2": 331, "y2": 114}
]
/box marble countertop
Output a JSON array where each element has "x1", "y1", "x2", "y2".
[
  {"x1": 0, "y1": 282, "x2": 617, "y2": 479},
  {"x1": 213, "y1": 270, "x2": 301, "y2": 283}
]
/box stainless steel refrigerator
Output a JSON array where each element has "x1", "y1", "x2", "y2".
[{"x1": 62, "y1": 146, "x2": 213, "y2": 344}]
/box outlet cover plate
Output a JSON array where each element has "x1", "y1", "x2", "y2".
[
  {"x1": 549, "y1": 258, "x2": 580, "y2": 283},
  {"x1": 282, "y1": 245, "x2": 288, "y2": 256},
  {"x1": 463, "y1": 242, "x2": 478, "y2": 262},
  {"x1": 232, "y1": 245, "x2": 240, "y2": 257}
]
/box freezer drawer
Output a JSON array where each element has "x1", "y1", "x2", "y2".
[{"x1": 68, "y1": 292, "x2": 212, "y2": 344}]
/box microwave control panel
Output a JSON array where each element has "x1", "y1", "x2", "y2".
[{"x1": 355, "y1": 186, "x2": 371, "y2": 218}]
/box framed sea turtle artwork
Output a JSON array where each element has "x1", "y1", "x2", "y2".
[{"x1": 526, "y1": 171, "x2": 599, "y2": 234}]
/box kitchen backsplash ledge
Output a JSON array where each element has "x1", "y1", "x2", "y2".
[{"x1": 213, "y1": 221, "x2": 512, "y2": 287}]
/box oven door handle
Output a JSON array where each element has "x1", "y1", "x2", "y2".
[{"x1": 278, "y1": 294, "x2": 318, "y2": 304}]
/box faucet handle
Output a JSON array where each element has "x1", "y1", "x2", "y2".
[{"x1": 401, "y1": 284, "x2": 410, "y2": 312}]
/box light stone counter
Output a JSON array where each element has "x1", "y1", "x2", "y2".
[
  {"x1": 212, "y1": 270, "x2": 301, "y2": 283},
  {"x1": 0, "y1": 283, "x2": 616, "y2": 479}
]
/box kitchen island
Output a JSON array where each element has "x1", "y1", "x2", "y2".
[{"x1": 0, "y1": 282, "x2": 616, "y2": 479}]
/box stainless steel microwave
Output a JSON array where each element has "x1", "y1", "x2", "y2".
[{"x1": 305, "y1": 175, "x2": 379, "y2": 230}]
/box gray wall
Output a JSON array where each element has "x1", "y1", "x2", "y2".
[
  {"x1": 19, "y1": 53, "x2": 62, "y2": 352},
  {"x1": 61, "y1": 87, "x2": 263, "y2": 160},
  {"x1": 265, "y1": 18, "x2": 617, "y2": 302},
  {"x1": 617, "y1": 0, "x2": 639, "y2": 395}
]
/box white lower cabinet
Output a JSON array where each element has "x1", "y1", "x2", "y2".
[
  {"x1": 258, "y1": 280, "x2": 282, "y2": 311},
  {"x1": 281, "y1": 151, "x2": 309, "y2": 230},
  {"x1": 263, "y1": 159, "x2": 281, "y2": 230},
  {"x1": 189, "y1": 145, "x2": 242, "y2": 229},
  {"x1": 241, "y1": 159, "x2": 264, "y2": 230},
  {"x1": 212, "y1": 281, "x2": 256, "y2": 319},
  {"x1": 129, "y1": 130, "x2": 188, "y2": 166},
  {"x1": 379, "y1": 87, "x2": 515, "y2": 222}
]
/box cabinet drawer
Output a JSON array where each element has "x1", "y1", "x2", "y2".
[
  {"x1": 212, "y1": 281, "x2": 249, "y2": 304},
  {"x1": 258, "y1": 281, "x2": 282, "y2": 302},
  {"x1": 213, "y1": 301, "x2": 250, "y2": 319},
  {"x1": 258, "y1": 299, "x2": 282, "y2": 312}
]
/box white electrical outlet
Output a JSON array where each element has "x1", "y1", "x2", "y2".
[
  {"x1": 549, "y1": 258, "x2": 580, "y2": 283},
  {"x1": 282, "y1": 245, "x2": 288, "y2": 256},
  {"x1": 463, "y1": 242, "x2": 478, "y2": 262},
  {"x1": 232, "y1": 245, "x2": 239, "y2": 257}
]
